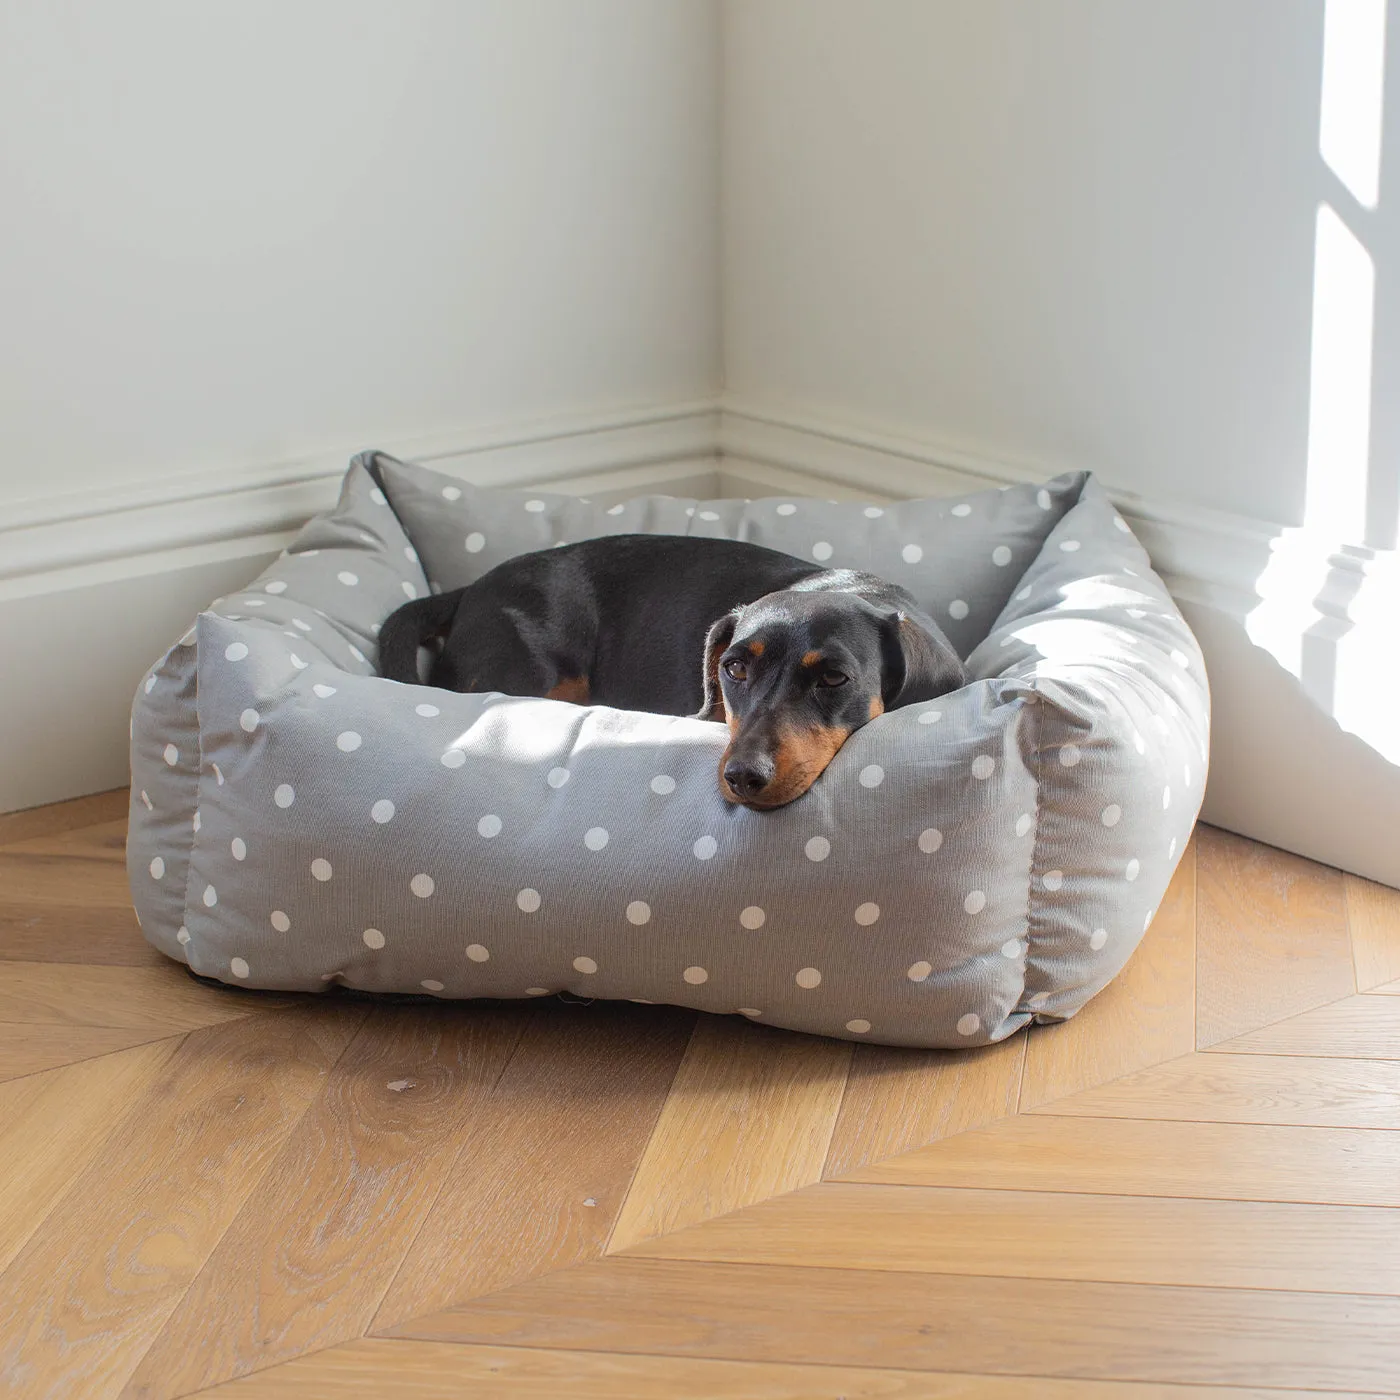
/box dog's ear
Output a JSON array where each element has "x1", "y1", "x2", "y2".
[
  {"x1": 880, "y1": 608, "x2": 966, "y2": 709},
  {"x1": 695, "y1": 611, "x2": 739, "y2": 720}
]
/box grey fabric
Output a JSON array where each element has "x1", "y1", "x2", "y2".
[{"x1": 127, "y1": 452, "x2": 1209, "y2": 1048}]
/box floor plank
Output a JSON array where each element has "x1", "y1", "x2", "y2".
[
  {"x1": 606, "y1": 1015, "x2": 852, "y2": 1253},
  {"x1": 0, "y1": 844, "x2": 140, "y2": 909},
  {"x1": 0, "y1": 789, "x2": 129, "y2": 846},
  {"x1": 0, "y1": 961, "x2": 292, "y2": 1033},
  {"x1": 1347, "y1": 872, "x2": 1400, "y2": 992},
  {"x1": 373, "y1": 1001, "x2": 694, "y2": 1332},
  {"x1": 0, "y1": 1006, "x2": 364, "y2": 1400},
  {"x1": 191, "y1": 1337, "x2": 1364, "y2": 1400},
  {"x1": 0, "y1": 909, "x2": 164, "y2": 966},
  {"x1": 0, "y1": 816, "x2": 156, "y2": 967},
  {"x1": 390, "y1": 1256, "x2": 1400, "y2": 1393},
  {"x1": 824, "y1": 1036, "x2": 1024, "y2": 1178},
  {"x1": 4, "y1": 817, "x2": 129, "y2": 862},
  {"x1": 0, "y1": 864, "x2": 155, "y2": 965},
  {"x1": 625, "y1": 1181, "x2": 1400, "y2": 1295},
  {"x1": 1205, "y1": 994, "x2": 1400, "y2": 1060},
  {"x1": 1020, "y1": 836, "x2": 1196, "y2": 1110},
  {"x1": 0, "y1": 1041, "x2": 180, "y2": 1272},
  {"x1": 0, "y1": 1021, "x2": 185, "y2": 1084},
  {"x1": 123, "y1": 1004, "x2": 530, "y2": 1400},
  {"x1": 1033, "y1": 1051, "x2": 1400, "y2": 1129},
  {"x1": 1195, "y1": 826, "x2": 1353, "y2": 1048},
  {"x1": 846, "y1": 1112, "x2": 1400, "y2": 1206}
]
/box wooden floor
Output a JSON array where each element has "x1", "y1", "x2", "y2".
[{"x1": 2, "y1": 793, "x2": 1400, "y2": 1398}]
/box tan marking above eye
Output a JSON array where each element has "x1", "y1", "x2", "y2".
[
  {"x1": 801, "y1": 651, "x2": 822, "y2": 668},
  {"x1": 747, "y1": 640, "x2": 765, "y2": 657}
]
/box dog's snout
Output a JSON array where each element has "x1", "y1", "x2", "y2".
[{"x1": 723, "y1": 758, "x2": 773, "y2": 800}]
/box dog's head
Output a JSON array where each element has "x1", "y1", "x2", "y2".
[{"x1": 697, "y1": 581, "x2": 965, "y2": 808}]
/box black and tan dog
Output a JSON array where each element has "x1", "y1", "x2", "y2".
[{"x1": 379, "y1": 534, "x2": 964, "y2": 808}]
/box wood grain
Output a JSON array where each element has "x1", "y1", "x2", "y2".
[
  {"x1": 123, "y1": 1004, "x2": 530, "y2": 1400},
  {"x1": 392, "y1": 1256, "x2": 1400, "y2": 1392},
  {"x1": 626, "y1": 1181, "x2": 1400, "y2": 1295},
  {"x1": 0, "y1": 1006, "x2": 364, "y2": 1400},
  {"x1": 606, "y1": 1015, "x2": 852, "y2": 1253},
  {"x1": 0, "y1": 961, "x2": 290, "y2": 1032},
  {"x1": 0, "y1": 1040, "x2": 180, "y2": 1272},
  {"x1": 1033, "y1": 1050, "x2": 1400, "y2": 1128},
  {"x1": 1370, "y1": 978, "x2": 1400, "y2": 995},
  {"x1": 1195, "y1": 825, "x2": 1353, "y2": 1047},
  {"x1": 0, "y1": 789, "x2": 128, "y2": 846},
  {"x1": 191, "y1": 1338, "x2": 1361, "y2": 1400},
  {"x1": 1020, "y1": 835, "x2": 1196, "y2": 1110},
  {"x1": 1206, "y1": 994, "x2": 1400, "y2": 1060},
  {"x1": 0, "y1": 840, "x2": 138, "y2": 909},
  {"x1": 3, "y1": 817, "x2": 129, "y2": 862},
  {"x1": 847, "y1": 1112, "x2": 1400, "y2": 1205},
  {"x1": 0, "y1": 909, "x2": 162, "y2": 966},
  {"x1": 0, "y1": 1021, "x2": 183, "y2": 1084},
  {"x1": 1347, "y1": 872, "x2": 1400, "y2": 991},
  {"x1": 373, "y1": 1001, "x2": 694, "y2": 1331},
  {"x1": 824, "y1": 1036, "x2": 1024, "y2": 1178},
  {"x1": 0, "y1": 834, "x2": 155, "y2": 966}
]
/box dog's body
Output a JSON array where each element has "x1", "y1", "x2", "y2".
[{"x1": 379, "y1": 534, "x2": 964, "y2": 806}]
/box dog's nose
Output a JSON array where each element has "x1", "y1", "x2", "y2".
[{"x1": 724, "y1": 760, "x2": 772, "y2": 800}]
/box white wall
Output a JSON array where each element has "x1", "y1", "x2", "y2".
[
  {"x1": 1, "y1": 0, "x2": 720, "y2": 813},
  {"x1": 0, "y1": 0, "x2": 720, "y2": 509},
  {"x1": 724, "y1": 0, "x2": 1387, "y2": 531}
]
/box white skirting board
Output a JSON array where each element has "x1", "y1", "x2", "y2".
[{"x1": 6, "y1": 395, "x2": 1397, "y2": 892}]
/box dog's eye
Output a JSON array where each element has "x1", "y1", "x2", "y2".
[
  {"x1": 818, "y1": 670, "x2": 848, "y2": 688},
  {"x1": 722, "y1": 658, "x2": 748, "y2": 682}
]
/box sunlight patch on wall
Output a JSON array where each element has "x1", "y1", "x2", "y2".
[
  {"x1": 1303, "y1": 203, "x2": 1375, "y2": 546},
  {"x1": 1319, "y1": 0, "x2": 1388, "y2": 207}
]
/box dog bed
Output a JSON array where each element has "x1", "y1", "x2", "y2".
[{"x1": 127, "y1": 453, "x2": 1208, "y2": 1048}]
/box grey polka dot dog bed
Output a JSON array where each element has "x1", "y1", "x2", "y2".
[{"x1": 126, "y1": 452, "x2": 1209, "y2": 1048}]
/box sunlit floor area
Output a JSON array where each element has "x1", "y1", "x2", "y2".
[{"x1": 2, "y1": 790, "x2": 1399, "y2": 1397}]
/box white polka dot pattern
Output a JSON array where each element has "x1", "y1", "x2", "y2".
[{"x1": 127, "y1": 456, "x2": 1206, "y2": 1046}]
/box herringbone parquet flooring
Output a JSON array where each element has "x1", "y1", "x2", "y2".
[{"x1": 2, "y1": 791, "x2": 1399, "y2": 1397}]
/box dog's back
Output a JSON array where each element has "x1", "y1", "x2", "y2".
[{"x1": 379, "y1": 535, "x2": 823, "y2": 714}]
